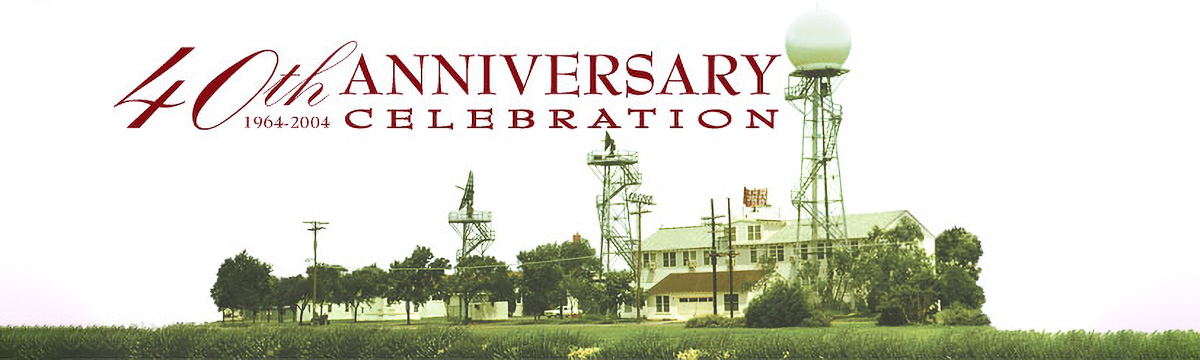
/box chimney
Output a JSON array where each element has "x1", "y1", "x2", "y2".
[{"x1": 572, "y1": 233, "x2": 581, "y2": 243}]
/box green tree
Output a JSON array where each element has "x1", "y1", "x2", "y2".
[
  {"x1": 517, "y1": 238, "x2": 604, "y2": 318},
  {"x1": 446, "y1": 255, "x2": 513, "y2": 324},
  {"x1": 517, "y1": 242, "x2": 566, "y2": 317},
  {"x1": 306, "y1": 263, "x2": 346, "y2": 320},
  {"x1": 337, "y1": 264, "x2": 386, "y2": 322},
  {"x1": 387, "y1": 246, "x2": 451, "y2": 325},
  {"x1": 272, "y1": 275, "x2": 306, "y2": 323},
  {"x1": 935, "y1": 227, "x2": 986, "y2": 309},
  {"x1": 210, "y1": 250, "x2": 274, "y2": 323},
  {"x1": 744, "y1": 280, "x2": 822, "y2": 328},
  {"x1": 591, "y1": 270, "x2": 634, "y2": 316},
  {"x1": 853, "y1": 218, "x2": 938, "y2": 325}
]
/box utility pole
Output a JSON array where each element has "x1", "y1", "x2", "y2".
[
  {"x1": 303, "y1": 221, "x2": 328, "y2": 324},
  {"x1": 629, "y1": 193, "x2": 654, "y2": 323},
  {"x1": 702, "y1": 199, "x2": 724, "y2": 315},
  {"x1": 726, "y1": 198, "x2": 735, "y2": 318}
]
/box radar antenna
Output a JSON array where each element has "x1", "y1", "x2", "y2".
[{"x1": 449, "y1": 171, "x2": 494, "y2": 260}]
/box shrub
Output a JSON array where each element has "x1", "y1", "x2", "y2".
[
  {"x1": 937, "y1": 304, "x2": 992, "y2": 326},
  {"x1": 744, "y1": 281, "x2": 821, "y2": 328},
  {"x1": 684, "y1": 314, "x2": 743, "y2": 328},
  {"x1": 801, "y1": 311, "x2": 832, "y2": 327},
  {"x1": 876, "y1": 303, "x2": 908, "y2": 326}
]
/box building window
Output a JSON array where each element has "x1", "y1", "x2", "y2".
[
  {"x1": 703, "y1": 250, "x2": 712, "y2": 266},
  {"x1": 728, "y1": 227, "x2": 737, "y2": 242},
  {"x1": 679, "y1": 297, "x2": 713, "y2": 303},
  {"x1": 655, "y1": 295, "x2": 670, "y2": 313},
  {"x1": 683, "y1": 251, "x2": 696, "y2": 267},
  {"x1": 770, "y1": 245, "x2": 784, "y2": 261},
  {"x1": 799, "y1": 244, "x2": 809, "y2": 260},
  {"x1": 814, "y1": 242, "x2": 833, "y2": 260},
  {"x1": 748, "y1": 225, "x2": 762, "y2": 241},
  {"x1": 750, "y1": 248, "x2": 758, "y2": 263},
  {"x1": 643, "y1": 253, "x2": 657, "y2": 268},
  {"x1": 663, "y1": 252, "x2": 677, "y2": 267},
  {"x1": 724, "y1": 294, "x2": 739, "y2": 312}
]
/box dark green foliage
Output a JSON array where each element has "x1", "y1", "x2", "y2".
[
  {"x1": 743, "y1": 281, "x2": 825, "y2": 328},
  {"x1": 935, "y1": 227, "x2": 986, "y2": 309},
  {"x1": 517, "y1": 238, "x2": 607, "y2": 317},
  {"x1": 684, "y1": 314, "x2": 744, "y2": 328},
  {"x1": 210, "y1": 251, "x2": 274, "y2": 321},
  {"x1": 446, "y1": 255, "x2": 515, "y2": 323},
  {"x1": 386, "y1": 246, "x2": 451, "y2": 324},
  {"x1": 335, "y1": 264, "x2": 386, "y2": 322},
  {"x1": 271, "y1": 275, "x2": 305, "y2": 323},
  {"x1": 937, "y1": 304, "x2": 992, "y2": 326},
  {"x1": 801, "y1": 311, "x2": 832, "y2": 327},
  {"x1": 517, "y1": 243, "x2": 567, "y2": 316},
  {"x1": 876, "y1": 303, "x2": 908, "y2": 326}
]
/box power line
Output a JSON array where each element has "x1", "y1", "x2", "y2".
[{"x1": 389, "y1": 255, "x2": 597, "y2": 272}]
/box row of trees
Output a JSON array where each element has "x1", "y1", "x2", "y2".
[
  {"x1": 799, "y1": 219, "x2": 986, "y2": 325},
  {"x1": 211, "y1": 246, "x2": 520, "y2": 324},
  {"x1": 516, "y1": 238, "x2": 635, "y2": 318},
  {"x1": 212, "y1": 236, "x2": 640, "y2": 325}
]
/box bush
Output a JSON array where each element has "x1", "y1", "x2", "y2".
[
  {"x1": 801, "y1": 311, "x2": 832, "y2": 327},
  {"x1": 744, "y1": 281, "x2": 822, "y2": 328},
  {"x1": 684, "y1": 314, "x2": 743, "y2": 328},
  {"x1": 937, "y1": 304, "x2": 991, "y2": 326},
  {"x1": 877, "y1": 303, "x2": 908, "y2": 326}
]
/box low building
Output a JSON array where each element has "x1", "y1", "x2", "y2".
[
  {"x1": 323, "y1": 298, "x2": 509, "y2": 322},
  {"x1": 622, "y1": 210, "x2": 934, "y2": 320}
]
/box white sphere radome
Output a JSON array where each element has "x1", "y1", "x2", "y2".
[{"x1": 785, "y1": 9, "x2": 851, "y2": 70}]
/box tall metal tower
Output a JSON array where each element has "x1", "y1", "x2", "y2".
[
  {"x1": 786, "y1": 10, "x2": 853, "y2": 250},
  {"x1": 588, "y1": 132, "x2": 645, "y2": 270},
  {"x1": 448, "y1": 171, "x2": 494, "y2": 323},
  {"x1": 449, "y1": 171, "x2": 494, "y2": 261}
]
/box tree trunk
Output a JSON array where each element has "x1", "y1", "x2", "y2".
[
  {"x1": 405, "y1": 301, "x2": 412, "y2": 325},
  {"x1": 298, "y1": 303, "x2": 306, "y2": 323}
]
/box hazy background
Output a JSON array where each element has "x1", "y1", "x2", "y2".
[{"x1": 2, "y1": 0, "x2": 1198, "y2": 331}]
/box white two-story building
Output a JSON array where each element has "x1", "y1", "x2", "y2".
[{"x1": 623, "y1": 209, "x2": 934, "y2": 320}]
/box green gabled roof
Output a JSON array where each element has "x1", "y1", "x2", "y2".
[{"x1": 643, "y1": 210, "x2": 918, "y2": 251}]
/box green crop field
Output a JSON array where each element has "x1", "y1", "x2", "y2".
[{"x1": 3, "y1": 321, "x2": 1199, "y2": 358}]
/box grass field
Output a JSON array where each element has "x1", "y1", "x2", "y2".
[{"x1": 4, "y1": 318, "x2": 1200, "y2": 358}]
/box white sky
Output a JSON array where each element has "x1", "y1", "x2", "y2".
[{"x1": 2, "y1": 0, "x2": 1199, "y2": 331}]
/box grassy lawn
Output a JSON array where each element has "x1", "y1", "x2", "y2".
[{"x1": 5, "y1": 318, "x2": 1199, "y2": 358}]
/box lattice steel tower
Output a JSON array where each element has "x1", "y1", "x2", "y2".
[
  {"x1": 588, "y1": 132, "x2": 644, "y2": 270},
  {"x1": 786, "y1": 9, "x2": 853, "y2": 248},
  {"x1": 449, "y1": 171, "x2": 494, "y2": 261}
]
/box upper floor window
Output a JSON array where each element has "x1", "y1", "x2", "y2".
[
  {"x1": 748, "y1": 225, "x2": 763, "y2": 241},
  {"x1": 683, "y1": 251, "x2": 696, "y2": 267},
  {"x1": 750, "y1": 248, "x2": 759, "y2": 263},
  {"x1": 662, "y1": 252, "x2": 677, "y2": 267}
]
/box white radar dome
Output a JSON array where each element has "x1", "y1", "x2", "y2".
[{"x1": 785, "y1": 9, "x2": 851, "y2": 70}]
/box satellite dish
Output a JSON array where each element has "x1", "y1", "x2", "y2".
[
  {"x1": 457, "y1": 171, "x2": 474, "y2": 214},
  {"x1": 785, "y1": 9, "x2": 851, "y2": 71}
]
